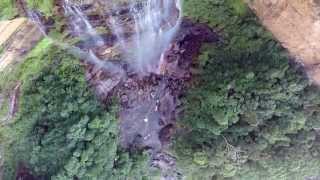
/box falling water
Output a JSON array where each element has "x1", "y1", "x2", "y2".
[
  {"x1": 108, "y1": 0, "x2": 182, "y2": 74},
  {"x1": 63, "y1": 0, "x2": 105, "y2": 47}
]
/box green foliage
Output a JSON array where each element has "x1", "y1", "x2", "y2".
[
  {"x1": 1, "y1": 45, "x2": 151, "y2": 179},
  {"x1": 174, "y1": 0, "x2": 320, "y2": 179},
  {"x1": 0, "y1": 0, "x2": 18, "y2": 20}
]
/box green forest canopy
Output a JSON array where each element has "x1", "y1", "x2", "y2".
[{"x1": 0, "y1": 0, "x2": 17, "y2": 20}]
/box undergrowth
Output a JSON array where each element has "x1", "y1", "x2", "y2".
[{"x1": 0, "y1": 0, "x2": 18, "y2": 20}]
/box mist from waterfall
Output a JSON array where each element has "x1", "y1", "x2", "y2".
[{"x1": 109, "y1": 0, "x2": 182, "y2": 74}]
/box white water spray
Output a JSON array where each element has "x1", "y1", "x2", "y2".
[{"x1": 108, "y1": 0, "x2": 182, "y2": 74}]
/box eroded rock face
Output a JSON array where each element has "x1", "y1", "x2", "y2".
[{"x1": 247, "y1": 0, "x2": 320, "y2": 83}]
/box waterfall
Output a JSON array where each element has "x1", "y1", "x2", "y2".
[
  {"x1": 63, "y1": 0, "x2": 105, "y2": 47},
  {"x1": 108, "y1": 0, "x2": 182, "y2": 75},
  {"x1": 26, "y1": 0, "x2": 182, "y2": 76}
]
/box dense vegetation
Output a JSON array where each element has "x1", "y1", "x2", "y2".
[
  {"x1": 0, "y1": 41, "x2": 153, "y2": 179},
  {"x1": 0, "y1": 0, "x2": 17, "y2": 20},
  {"x1": 173, "y1": 0, "x2": 320, "y2": 179}
]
